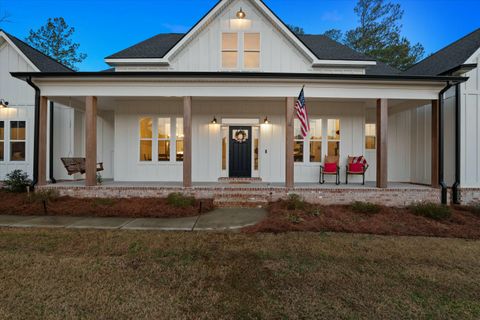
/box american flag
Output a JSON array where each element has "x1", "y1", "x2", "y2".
[{"x1": 294, "y1": 87, "x2": 310, "y2": 138}]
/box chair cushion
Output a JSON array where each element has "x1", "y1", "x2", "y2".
[
  {"x1": 324, "y1": 162, "x2": 337, "y2": 173},
  {"x1": 349, "y1": 163, "x2": 364, "y2": 173}
]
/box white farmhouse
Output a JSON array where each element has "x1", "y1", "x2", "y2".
[{"x1": 2, "y1": 0, "x2": 479, "y2": 206}]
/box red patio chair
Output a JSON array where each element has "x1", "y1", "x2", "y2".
[
  {"x1": 346, "y1": 156, "x2": 369, "y2": 185},
  {"x1": 320, "y1": 155, "x2": 340, "y2": 185}
]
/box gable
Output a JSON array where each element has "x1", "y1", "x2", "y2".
[
  {"x1": 0, "y1": 37, "x2": 37, "y2": 105},
  {"x1": 0, "y1": 30, "x2": 73, "y2": 73},
  {"x1": 107, "y1": 0, "x2": 378, "y2": 74}
]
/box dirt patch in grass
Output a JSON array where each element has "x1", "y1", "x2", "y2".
[
  {"x1": 244, "y1": 200, "x2": 480, "y2": 239},
  {"x1": 0, "y1": 190, "x2": 213, "y2": 218},
  {"x1": 0, "y1": 229, "x2": 479, "y2": 319}
]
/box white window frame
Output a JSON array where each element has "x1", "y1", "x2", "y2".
[
  {"x1": 9, "y1": 120, "x2": 27, "y2": 163},
  {"x1": 220, "y1": 31, "x2": 261, "y2": 71},
  {"x1": 294, "y1": 118, "x2": 341, "y2": 165},
  {"x1": 0, "y1": 121, "x2": 4, "y2": 162},
  {"x1": 137, "y1": 116, "x2": 183, "y2": 165}
]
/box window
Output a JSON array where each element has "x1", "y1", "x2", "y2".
[
  {"x1": 139, "y1": 117, "x2": 185, "y2": 163},
  {"x1": 327, "y1": 119, "x2": 340, "y2": 157},
  {"x1": 158, "y1": 118, "x2": 171, "y2": 162},
  {"x1": 10, "y1": 121, "x2": 26, "y2": 161},
  {"x1": 294, "y1": 119, "x2": 304, "y2": 162},
  {"x1": 253, "y1": 127, "x2": 259, "y2": 171},
  {"x1": 0, "y1": 121, "x2": 4, "y2": 161},
  {"x1": 222, "y1": 33, "x2": 238, "y2": 69},
  {"x1": 176, "y1": 118, "x2": 184, "y2": 162},
  {"x1": 222, "y1": 127, "x2": 228, "y2": 171},
  {"x1": 365, "y1": 123, "x2": 376, "y2": 150},
  {"x1": 139, "y1": 117, "x2": 153, "y2": 161},
  {"x1": 244, "y1": 33, "x2": 260, "y2": 69},
  {"x1": 309, "y1": 119, "x2": 322, "y2": 162}
]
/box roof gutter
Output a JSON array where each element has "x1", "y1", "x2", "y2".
[
  {"x1": 452, "y1": 83, "x2": 461, "y2": 204},
  {"x1": 25, "y1": 76, "x2": 40, "y2": 188}
]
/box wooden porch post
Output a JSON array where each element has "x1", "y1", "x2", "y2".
[
  {"x1": 376, "y1": 99, "x2": 388, "y2": 188},
  {"x1": 37, "y1": 96, "x2": 48, "y2": 186},
  {"x1": 85, "y1": 96, "x2": 97, "y2": 186},
  {"x1": 285, "y1": 97, "x2": 295, "y2": 188},
  {"x1": 431, "y1": 100, "x2": 439, "y2": 187},
  {"x1": 183, "y1": 97, "x2": 192, "y2": 188}
]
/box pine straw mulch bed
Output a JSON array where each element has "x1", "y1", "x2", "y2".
[
  {"x1": 243, "y1": 200, "x2": 480, "y2": 239},
  {"x1": 0, "y1": 190, "x2": 213, "y2": 218}
]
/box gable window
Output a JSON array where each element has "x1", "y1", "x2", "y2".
[
  {"x1": 222, "y1": 33, "x2": 238, "y2": 69},
  {"x1": 244, "y1": 33, "x2": 260, "y2": 69},
  {"x1": 10, "y1": 121, "x2": 26, "y2": 161},
  {"x1": 0, "y1": 121, "x2": 4, "y2": 161}
]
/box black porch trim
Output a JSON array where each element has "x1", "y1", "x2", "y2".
[{"x1": 11, "y1": 71, "x2": 467, "y2": 83}]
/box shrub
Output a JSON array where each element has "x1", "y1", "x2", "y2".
[
  {"x1": 350, "y1": 201, "x2": 381, "y2": 214},
  {"x1": 287, "y1": 212, "x2": 304, "y2": 224},
  {"x1": 167, "y1": 193, "x2": 195, "y2": 208},
  {"x1": 28, "y1": 189, "x2": 60, "y2": 214},
  {"x1": 3, "y1": 169, "x2": 32, "y2": 193},
  {"x1": 308, "y1": 207, "x2": 323, "y2": 217},
  {"x1": 409, "y1": 202, "x2": 452, "y2": 221},
  {"x1": 96, "y1": 173, "x2": 103, "y2": 185},
  {"x1": 285, "y1": 194, "x2": 306, "y2": 211}
]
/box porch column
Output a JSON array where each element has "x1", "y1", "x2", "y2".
[
  {"x1": 85, "y1": 96, "x2": 97, "y2": 186},
  {"x1": 285, "y1": 97, "x2": 295, "y2": 188},
  {"x1": 183, "y1": 96, "x2": 192, "y2": 188},
  {"x1": 431, "y1": 99, "x2": 439, "y2": 187},
  {"x1": 376, "y1": 99, "x2": 388, "y2": 188},
  {"x1": 37, "y1": 96, "x2": 48, "y2": 186}
]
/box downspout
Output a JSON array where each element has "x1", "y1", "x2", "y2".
[
  {"x1": 49, "y1": 101, "x2": 56, "y2": 183},
  {"x1": 25, "y1": 76, "x2": 40, "y2": 187},
  {"x1": 438, "y1": 82, "x2": 453, "y2": 205},
  {"x1": 452, "y1": 84, "x2": 461, "y2": 204}
]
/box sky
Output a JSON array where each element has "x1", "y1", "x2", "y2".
[{"x1": 0, "y1": 0, "x2": 479, "y2": 71}]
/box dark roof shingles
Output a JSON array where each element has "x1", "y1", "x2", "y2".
[
  {"x1": 2, "y1": 30, "x2": 73, "y2": 72},
  {"x1": 404, "y1": 28, "x2": 480, "y2": 76},
  {"x1": 106, "y1": 32, "x2": 399, "y2": 75}
]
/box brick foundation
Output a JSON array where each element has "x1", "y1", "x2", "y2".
[
  {"x1": 457, "y1": 188, "x2": 480, "y2": 205},
  {"x1": 37, "y1": 184, "x2": 441, "y2": 207}
]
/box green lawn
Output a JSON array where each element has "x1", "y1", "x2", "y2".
[{"x1": 0, "y1": 229, "x2": 479, "y2": 319}]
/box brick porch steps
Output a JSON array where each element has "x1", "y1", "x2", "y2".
[{"x1": 212, "y1": 191, "x2": 270, "y2": 208}]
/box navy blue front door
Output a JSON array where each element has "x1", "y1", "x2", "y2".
[{"x1": 229, "y1": 126, "x2": 252, "y2": 177}]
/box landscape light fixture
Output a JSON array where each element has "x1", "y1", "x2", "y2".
[{"x1": 0, "y1": 99, "x2": 8, "y2": 108}]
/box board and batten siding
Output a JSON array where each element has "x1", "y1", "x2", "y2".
[{"x1": 460, "y1": 49, "x2": 480, "y2": 187}]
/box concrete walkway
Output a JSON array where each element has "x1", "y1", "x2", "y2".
[{"x1": 0, "y1": 208, "x2": 266, "y2": 231}]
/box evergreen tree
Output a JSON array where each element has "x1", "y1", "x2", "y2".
[{"x1": 26, "y1": 17, "x2": 86, "y2": 70}]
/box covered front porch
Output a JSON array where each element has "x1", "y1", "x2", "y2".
[{"x1": 15, "y1": 71, "x2": 460, "y2": 202}]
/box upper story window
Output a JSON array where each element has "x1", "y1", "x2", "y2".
[
  {"x1": 244, "y1": 33, "x2": 260, "y2": 69},
  {"x1": 222, "y1": 32, "x2": 260, "y2": 70},
  {"x1": 222, "y1": 33, "x2": 238, "y2": 69}
]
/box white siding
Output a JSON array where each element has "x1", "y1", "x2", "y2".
[{"x1": 460, "y1": 50, "x2": 480, "y2": 187}]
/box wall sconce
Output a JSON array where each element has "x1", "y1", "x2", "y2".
[
  {"x1": 0, "y1": 99, "x2": 9, "y2": 108},
  {"x1": 236, "y1": 8, "x2": 246, "y2": 19},
  {"x1": 263, "y1": 116, "x2": 269, "y2": 124},
  {"x1": 211, "y1": 116, "x2": 218, "y2": 124},
  {"x1": 230, "y1": 8, "x2": 251, "y2": 30}
]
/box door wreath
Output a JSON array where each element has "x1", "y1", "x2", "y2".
[{"x1": 233, "y1": 129, "x2": 248, "y2": 143}]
